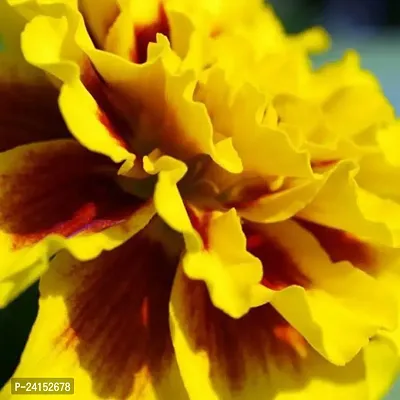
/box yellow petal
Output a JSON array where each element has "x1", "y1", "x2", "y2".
[
  {"x1": 307, "y1": 50, "x2": 380, "y2": 101},
  {"x1": 253, "y1": 219, "x2": 397, "y2": 365},
  {"x1": 169, "y1": 266, "x2": 388, "y2": 400},
  {"x1": 1, "y1": 221, "x2": 188, "y2": 399},
  {"x1": 182, "y1": 208, "x2": 269, "y2": 318},
  {"x1": 143, "y1": 151, "x2": 191, "y2": 233},
  {"x1": 357, "y1": 152, "x2": 400, "y2": 203},
  {"x1": 21, "y1": 11, "x2": 134, "y2": 164},
  {"x1": 0, "y1": 1, "x2": 44, "y2": 81},
  {"x1": 376, "y1": 120, "x2": 400, "y2": 167},
  {"x1": 363, "y1": 250, "x2": 400, "y2": 399},
  {"x1": 237, "y1": 175, "x2": 326, "y2": 224},
  {"x1": 88, "y1": 38, "x2": 242, "y2": 172},
  {"x1": 229, "y1": 84, "x2": 313, "y2": 178},
  {"x1": 0, "y1": 140, "x2": 154, "y2": 306},
  {"x1": 323, "y1": 85, "x2": 394, "y2": 138},
  {"x1": 298, "y1": 161, "x2": 393, "y2": 246},
  {"x1": 79, "y1": 0, "x2": 119, "y2": 49},
  {"x1": 289, "y1": 26, "x2": 330, "y2": 54},
  {"x1": 363, "y1": 335, "x2": 400, "y2": 400}
]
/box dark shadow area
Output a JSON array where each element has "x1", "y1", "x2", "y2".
[{"x1": 0, "y1": 282, "x2": 39, "y2": 389}]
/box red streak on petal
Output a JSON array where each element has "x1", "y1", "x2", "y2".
[
  {"x1": 297, "y1": 219, "x2": 376, "y2": 272},
  {"x1": 210, "y1": 27, "x2": 223, "y2": 38},
  {"x1": 82, "y1": 62, "x2": 131, "y2": 149},
  {"x1": 311, "y1": 159, "x2": 338, "y2": 169},
  {"x1": 97, "y1": 108, "x2": 128, "y2": 149},
  {"x1": 59, "y1": 326, "x2": 79, "y2": 349},
  {"x1": 131, "y1": 4, "x2": 170, "y2": 64},
  {"x1": 5, "y1": 143, "x2": 144, "y2": 250},
  {"x1": 225, "y1": 183, "x2": 274, "y2": 210},
  {"x1": 273, "y1": 324, "x2": 307, "y2": 358},
  {"x1": 141, "y1": 297, "x2": 149, "y2": 326},
  {"x1": 245, "y1": 233, "x2": 264, "y2": 249},
  {"x1": 185, "y1": 205, "x2": 212, "y2": 250},
  {"x1": 243, "y1": 224, "x2": 310, "y2": 290},
  {"x1": 13, "y1": 203, "x2": 96, "y2": 249},
  {"x1": 181, "y1": 278, "x2": 306, "y2": 391},
  {"x1": 55, "y1": 228, "x2": 179, "y2": 398}
]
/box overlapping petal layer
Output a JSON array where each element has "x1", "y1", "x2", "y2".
[
  {"x1": 0, "y1": 139, "x2": 154, "y2": 305},
  {"x1": 0, "y1": 220, "x2": 188, "y2": 400}
]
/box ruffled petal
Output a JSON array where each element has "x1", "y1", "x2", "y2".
[
  {"x1": 244, "y1": 219, "x2": 397, "y2": 365},
  {"x1": 0, "y1": 140, "x2": 154, "y2": 306},
  {"x1": 323, "y1": 85, "x2": 394, "y2": 139},
  {"x1": 87, "y1": 39, "x2": 242, "y2": 172},
  {"x1": 298, "y1": 161, "x2": 398, "y2": 246},
  {"x1": 78, "y1": 0, "x2": 119, "y2": 49},
  {"x1": 20, "y1": 8, "x2": 135, "y2": 165},
  {"x1": 170, "y1": 266, "x2": 397, "y2": 400},
  {"x1": 1, "y1": 220, "x2": 188, "y2": 399},
  {"x1": 200, "y1": 74, "x2": 313, "y2": 178},
  {"x1": 181, "y1": 207, "x2": 268, "y2": 319}
]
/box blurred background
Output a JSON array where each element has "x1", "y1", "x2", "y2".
[
  {"x1": 270, "y1": 0, "x2": 400, "y2": 110},
  {"x1": 0, "y1": 0, "x2": 399, "y2": 398}
]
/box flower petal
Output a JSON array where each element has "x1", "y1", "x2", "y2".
[
  {"x1": 357, "y1": 152, "x2": 400, "y2": 203},
  {"x1": 362, "y1": 251, "x2": 400, "y2": 399},
  {"x1": 0, "y1": 81, "x2": 70, "y2": 152},
  {"x1": 78, "y1": 0, "x2": 119, "y2": 49},
  {"x1": 224, "y1": 83, "x2": 313, "y2": 178},
  {"x1": 170, "y1": 266, "x2": 395, "y2": 400},
  {"x1": 1, "y1": 221, "x2": 188, "y2": 399},
  {"x1": 236, "y1": 176, "x2": 326, "y2": 223},
  {"x1": 323, "y1": 85, "x2": 394, "y2": 138},
  {"x1": 375, "y1": 121, "x2": 400, "y2": 167},
  {"x1": 87, "y1": 38, "x2": 242, "y2": 172},
  {"x1": 298, "y1": 161, "x2": 395, "y2": 246},
  {"x1": 306, "y1": 50, "x2": 381, "y2": 101},
  {"x1": 20, "y1": 10, "x2": 135, "y2": 165},
  {"x1": 363, "y1": 335, "x2": 400, "y2": 400},
  {"x1": 182, "y1": 207, "x2": 269, "y2": 319},
  {"x1": 0, "y1": 3, "x2": 50, "y2": 93},
  {"x1": 248, "y1": 219, "x2": 397, "y2": 365},
  {"x1": 143, "y1": 152, "x2": 191, "y2": 232},
  {"x1": 0, "y1": 140, "x2": 154, "y2": 306}
]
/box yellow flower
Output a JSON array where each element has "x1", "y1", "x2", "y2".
[{"x1": 1, "y1": 0, "x2": 400, "y2": 399}]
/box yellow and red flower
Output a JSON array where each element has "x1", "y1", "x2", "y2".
[{"x1": 1, "y1": 0, "x2": 400, "y2": 399}]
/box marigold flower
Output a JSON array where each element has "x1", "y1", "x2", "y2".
[{"x1": 1, "y1": 0, "x2": 400, "y2": 399}]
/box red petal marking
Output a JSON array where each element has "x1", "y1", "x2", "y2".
[
  {"x1": 210, "y1": 27, "x2": 223, "y2": 39},
  {"x1": 311, "y1": 159, "x2": 338, "y2": 169},
  {"x1": 180, "y1": 278, "x2": 307, "y2": 391},
  {"x1": 243, "y1": 224, "x2": 310, "y2": 290},
  {"x1": 224, "y1": 183, "x2": 274, "y2": 210},
  {"x1": 185, "y1": 204, "x2": 212, "y2": 250},
  {"x1": 3, "y1": 142, "x2": 144, "y2": 250},
  {"x1": 0, "y1": 81, "x2": 70, "y2": 152},
  {"x1": 296, "y1": 219, "x2": 376, "y2": 273},
  {"x1": 82, "y1": 62, "x2": 132, "y2": 149},
  {"x1": 131, "y1": 4, "x2": 170, "y2": 64},
  {"x1": 55, "y1": 226, "x2": 180, "y2": 398}
]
